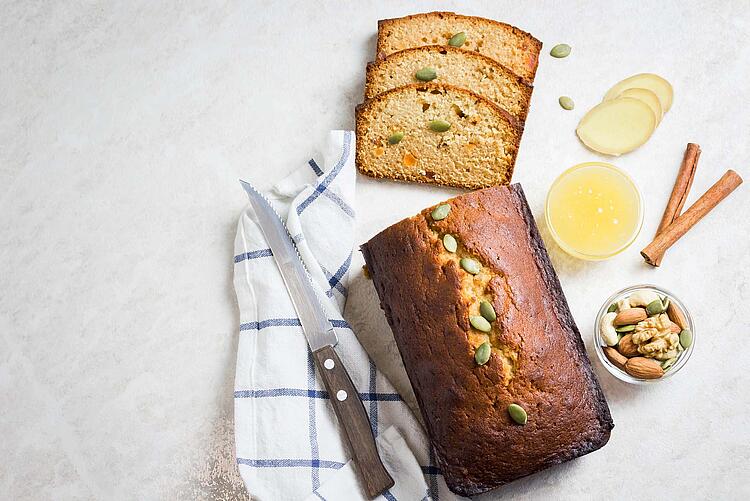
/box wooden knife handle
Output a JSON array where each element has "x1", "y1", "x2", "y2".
[{"x1": 312, "y1": 345, "x2": 394, "y2": 498}]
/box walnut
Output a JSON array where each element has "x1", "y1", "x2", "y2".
[
  {"x1": 633, "y1": 314, "x2": 679, "y2": 360},
  {"x1": 632, "y1": 313, "x2": 671, "y2": 343}
]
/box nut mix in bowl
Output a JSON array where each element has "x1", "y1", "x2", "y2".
[{"x1": 594, "y1": 285, "x2": 694, "y2": 384}]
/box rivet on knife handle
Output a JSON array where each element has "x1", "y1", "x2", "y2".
[{"x1": 312, "y1": 345, "x2": 394, "y2": 498}]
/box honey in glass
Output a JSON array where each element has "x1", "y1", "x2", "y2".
[{"x1": 545, "y1": 162, "x2": 643, "y2": 260}]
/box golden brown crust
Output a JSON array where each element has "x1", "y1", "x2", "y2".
[
  {"x1": 361, "y1": 184, "x2": 614, "y2": 496},
  {"x1": 355, "y1": 82, "x2": 524, "y2": 190},
  {"x1": 364, "y1": 45, "x2": 533, "y2": 121},
  {"x1": 376, "y1": 11, "x2": 542, "y2": 82}
]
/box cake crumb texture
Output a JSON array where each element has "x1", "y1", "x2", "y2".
[
  {"x1": 365, "y1": 45, "x2": 533, "y2": 120},
  {"x1": 355, "y1": 83, "x2": 523, "y2": 190},
  {"x1": 377, "y1": 11, "x2": 541, "y2": 82}
]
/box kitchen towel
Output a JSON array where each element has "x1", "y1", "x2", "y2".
[{"x1": 233, "y1": 130, "x2": 456, "y2": 500}]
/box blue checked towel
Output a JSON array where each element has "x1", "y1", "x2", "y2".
[{"x1": 233, "y1": 131, "x2": 457, "y2": 500}]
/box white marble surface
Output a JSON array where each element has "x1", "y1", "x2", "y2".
[{"x1": 1, "y1": 1, "x2": 749, "y2": 499}]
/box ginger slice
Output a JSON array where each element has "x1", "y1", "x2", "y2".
[{"x1": 576, "y1": 97, "x2": 656, "y2": 156}]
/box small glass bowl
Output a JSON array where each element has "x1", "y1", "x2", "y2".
[
  {"x1": 545, "y1": 162, "x2": 644, "y2": 261},
  {"x1": 593, "y1": 284, "x2": 695, "y2": 385}
]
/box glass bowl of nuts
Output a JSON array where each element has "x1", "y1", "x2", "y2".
[{"x1": 593, "y1": 284, "x2": 694, "y2": 384}]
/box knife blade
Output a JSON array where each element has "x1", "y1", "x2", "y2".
[
  {"x1": 240, "y1": 180, "x2": 394, "y2": 498},
  {"x1": 240, "y1": 181, "x2": 337, "y2": 351}
]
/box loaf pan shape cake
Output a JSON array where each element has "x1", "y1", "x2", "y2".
[
  {"x1": 377, "y1": 11, "x2": 542, "y2": 82},
  {"x1": 365, "y1": 45, "x2": 533, "y2": 120},
  {"x1": 355, "y1": 82, "x2": 523, "y2": 189},
  {"x1": 361, "y1": 184, "x2": 614, "y2": 497}
]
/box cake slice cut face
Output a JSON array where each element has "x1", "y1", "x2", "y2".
[
  {"x1": 361, "y1": 184, "x2": 614, "y2": 497},
  {"x1": 377, "y1": 11, "x2": 542, "y2": 82},
  {"x1": 355, "y1": 83, "x2": 523, "y2": 190},
  {"x1": 366, "y1": 45, "x2": 533, "y2": 120}
]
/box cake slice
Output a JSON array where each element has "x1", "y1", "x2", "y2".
[
  {"x1": 355, "y1": 83, "x2": 523, "y2": 189},
  {"x1": 361, "y1": 184, "x2": 614, "y2": 496},
  {"x1": 377, "y1": 12, "x2": 542, "y2": 82},
  {"x1": 365, "y1": 45, "x2": 533, "y2": 121}
]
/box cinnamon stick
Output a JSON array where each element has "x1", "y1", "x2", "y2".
[
  {"x1": 657, "y1": 143, "x2": 701, "y2": 234},
  {"x1": 641, "y1": 170, "x2": 743, "y2": 266},
  {"x1": 650, "y1": 143, "x2": 701, "y2": 266}
]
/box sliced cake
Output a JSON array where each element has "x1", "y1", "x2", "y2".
[
  {"x1": 365, "y1": 45, "x2": 533, "y2": 121},
  {"x1": 355, "y1": 82, "x2": 523, "y2": 189},
  {"x1": 377, "y1": 12, "x2": 542, "y2": 82}
]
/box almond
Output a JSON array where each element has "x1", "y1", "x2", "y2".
[
  {"x1": 603, "y1": 347, "x2": 628, "y2": 371},
  {"x1": 666, "y1": 302, "x2": 687, "y2": 330},
  {"x1": 625, "y1": 357, "x2": 664, "y2": 379},
  {"x1": 668, "y1": 321, "x2": 681, "y2": 334},
  {"x1": 614, "y1": 307, "x2": 647, "y2": 326},
  {"x1": 617, "y1": 334, "x2": 640, "y2": 357}
]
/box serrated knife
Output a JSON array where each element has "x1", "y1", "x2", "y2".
[{"x1": 240, "y1": 181, "x2": 394, "y2": 498}]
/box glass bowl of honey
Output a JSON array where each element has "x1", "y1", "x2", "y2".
[{"x1": 545, "y1": 162, "x2": 644, "y2": 260}]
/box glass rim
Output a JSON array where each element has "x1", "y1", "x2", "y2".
[
  {"x1": 593, "y1": 284, "x2": 695, "y2": 385},
  {"x1": 545, "y1": 161, "x2": 644, "y2": 260}
]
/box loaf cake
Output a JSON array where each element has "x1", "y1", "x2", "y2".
[
  {"x1": 361, "y1": 184, "x2": 614, "y2": 496},
  {"x1": 377, "y1": 12, "x2": 542, "y2": 82},
  {"x1": 355, "y1": 82, "x2": 523, "y2": 189},
  {"x1": 365, "y1": 45, "x2": 533, "y2": 120}
]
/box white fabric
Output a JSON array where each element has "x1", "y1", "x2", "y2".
[{"x1": 233, "y1": 130, "x2": 456, "y2": 501}]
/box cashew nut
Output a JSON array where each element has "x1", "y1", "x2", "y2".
[
  {"x1": 628, "y1": 290, "x2": 660, "y2": 307},
  {"x1": 600, "y1": 312, "x2": 619, "y2": 346}
]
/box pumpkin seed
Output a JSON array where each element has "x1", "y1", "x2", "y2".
[
  {"x1": 679, "y1": 329, "x2": 693, "y2": 349},
  {"x1": 448, "y1": 32, "x2": 466, "y2": 47},
  {"x1": 460, "y1": 257, "x2": 481, "y2": 275},
  {"x1": 558, "y1": 96, "x2": 574, "y2": 110},
  {"x1": 508, "y1": 403, "x2": 528, "y2": 425},
  {"x1": 661, "y1": 357, "x2": 678, "y2": 371},
  {"x1": 479, "y1": 301, "x2": 497, "y2": 322},
  {"x1": 442, "y1": 234, "x2": 458, "y2": 252},
  {"x1": 646, "y1": 299, "x2": 666, "y2": 316},
  {"x1": 387, "y1": 131, "x2": 404, "y2": 144},
  {"x1": 474, "y1": 341, "x2": 491, "y2": 365},
  {"x1": 431, "y1": 203, "x2": 451, "y2": 220},
  {"x1": 415, "y1": 67, "x2": 437, "y2": 82},
  {"x1": 607, "y1": 303, "x2": 618, "y2": 313},
  {"x1": 662, "y1": 297, "x2": 670, "y2": 310},
  {"x1": 550, "y1": 43, "x2": 571, "y2": 58},
  {"x1": 429, "y1": 119, "x2": 451, "y2": 132},
  {"x1": 470, "y1": 315, "x2": 492, "y2": 332},
  {"x1": 615, "y1": 324, "x2": 636, "y2": 333}
]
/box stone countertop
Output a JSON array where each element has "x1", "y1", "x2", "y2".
[{"x1": 1, "y1": 1, "x2": 748, "y2": 499}]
